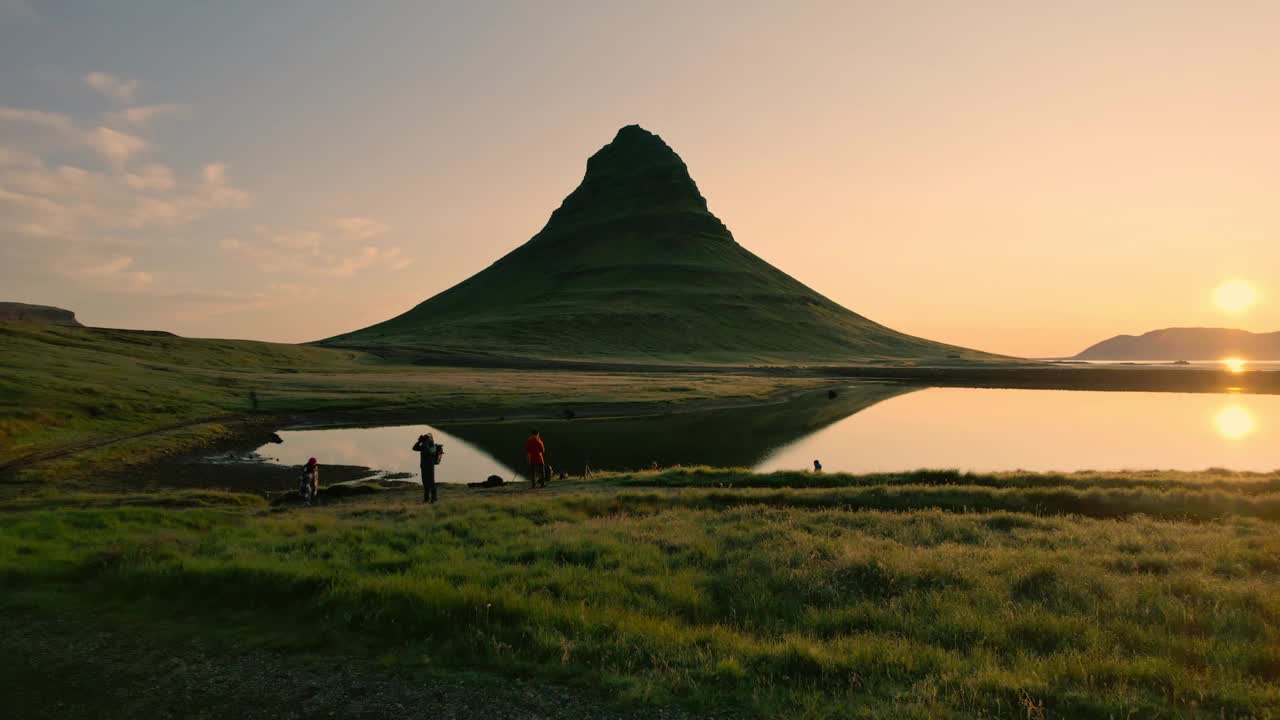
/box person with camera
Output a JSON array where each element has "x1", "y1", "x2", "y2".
[{"x1": 412, "y1": 432, "x2": 444, "y2": 503}]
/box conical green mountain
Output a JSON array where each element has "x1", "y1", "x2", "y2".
[{"x1": 323, "y1": 125, "x2": 992, "y2": 364}]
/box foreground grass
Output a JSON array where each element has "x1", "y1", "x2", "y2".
[{"x1": 2, "y1": 469, "x2": 1277, "y2": 718}]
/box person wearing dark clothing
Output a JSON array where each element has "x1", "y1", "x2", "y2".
[
  {"x1": 413, "y1": 433, "x2": 443, "y2": 503},
  {"x1": 525, "y1": 430, "x2": 546, "y2": 488},
  {"x1": 300, "y1": 457, "x2": 319, "y2": 506}
]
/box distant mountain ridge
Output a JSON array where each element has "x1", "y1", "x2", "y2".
[
  {"x1": 322, "y1": 125, "x2": 998, "y2": 364},
  {"x1": 1074, "y1": 327, "x2": 1280, "y2": 360},
  {"x1": 0, "y1": 302, "x2": 82, "y2": 327}
]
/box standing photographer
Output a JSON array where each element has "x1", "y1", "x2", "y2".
[{"x1": 412, "y1": 432, "x2": 444, "y2": 504}]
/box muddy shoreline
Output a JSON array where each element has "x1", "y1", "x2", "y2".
[
  {"x1": 820, "y1": 365, "x2": 1280, "y2": 394},
  {"x1": 344, "y1": 347, "x2": 1280, "y2": 395}
]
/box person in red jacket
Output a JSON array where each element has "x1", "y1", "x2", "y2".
[{"x1": 525, "y1": 429, "x2": 546, "y2": 488}]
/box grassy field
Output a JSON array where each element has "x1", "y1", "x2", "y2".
[
  {"x1": 2, "y1": 468, "x2": 1277, "y2": 718},
  {"x1": 0, "y1": 322, "x2": 824, "y2": 485}
]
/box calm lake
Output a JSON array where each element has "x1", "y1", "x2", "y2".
[{"x1": 255, "y1": 385, "x2": 1279, "y2": 482}]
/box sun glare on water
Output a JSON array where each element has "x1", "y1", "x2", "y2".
[
  {"x1": 1213, "y1": 280, "x2": 1258, "y2": 314},
  {"x1": 1222, "y1": 358, "x2": 1247, "y2": 373},
  {"x1": 1214, "y1": 406, "x2": 1256, "y2": 440}
]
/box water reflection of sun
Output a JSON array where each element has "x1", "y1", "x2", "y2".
[
  {"x1": 1214, "y1": 406, "x2": 1255, "y2": 440},
  {"x1": 1222, "y1": 358, "x2": 1247, "y2": 373}
]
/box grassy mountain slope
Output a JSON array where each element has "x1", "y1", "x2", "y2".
[{"x1": 322, "y1": 126, "x2": 998, "y2": 364}]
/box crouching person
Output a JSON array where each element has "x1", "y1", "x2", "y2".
[{"x1": 299, "y1": 457, "x2": 319, "y2": 506}]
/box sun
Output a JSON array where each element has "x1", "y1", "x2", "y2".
[
  {"x1": 1214, "y1": 405, "x2": 1256, "y2": 440},
  {"x1": 1213, "y1": 279, "x2": 1258, "y2": 314}
]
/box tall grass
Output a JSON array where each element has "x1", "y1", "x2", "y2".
[{"x1": 2, "y1": 471, "x2": 1277, "y2": 717}]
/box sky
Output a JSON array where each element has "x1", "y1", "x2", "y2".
[{"x1": 1, "y1": 1, "x2": 1277, "y2": 358}]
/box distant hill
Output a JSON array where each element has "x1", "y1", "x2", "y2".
[
  {"x1": 0, "y1": 302, "x2": 82, "y2": 327},
  {"x1": 1074, "y1": 328, "x2": 1280, "y2": 360},
  {"x1": 322, "y1": 125, "x2": 997, "y2": 365}
]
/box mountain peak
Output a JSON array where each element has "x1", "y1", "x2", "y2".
[
  {"x1": 537, "y1": 125, "x2": 713, "y2": 239},
  {"x1": 322, "y1": 126, "x2": 991, "y2": 364},
  {"x1": 595, "y1": 124, "x2": 674, "y2": 158},
  {"x1": 612, "y1": 123, "x2": 665, "y2": 144},
  {"x1": 580, "y1": 124, "x2": 690, "y2": 185}
]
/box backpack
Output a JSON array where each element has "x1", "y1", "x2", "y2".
[
  {"x1": 299, "y1": 468, "x2": 313, "y2": 501},
  {"x1": 433, "y1": 444, "x2": 444, "y2": 465}
]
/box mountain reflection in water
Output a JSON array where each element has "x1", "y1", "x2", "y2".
[{"x1": 259, "y1": 385, "x2": 1279, "y2": 482}]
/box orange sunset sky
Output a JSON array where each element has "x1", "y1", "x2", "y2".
[{"x1": 2, "y1": 1, "x2": 1276, "y2": 357}]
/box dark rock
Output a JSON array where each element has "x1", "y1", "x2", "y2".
[{"x1": 0, "y1": 302, "x2": 82, "y2": 326}]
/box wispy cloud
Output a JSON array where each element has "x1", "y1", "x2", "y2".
[
  {"x1": 106, "y1": 103, "x2": 185, "y2": 129},
  {"x1": 60, "y1": 255, "x2": 154, "y2": 291},
  {"x1": 221, "y1": 219, "x2": 410, "y2": 277},
  {"x1": 160, "y1": 283, "x2": 321, "y2": 318},
  {"x1": 334, "y1": 216, "x2": 391, "y2": 242},
  {"x1": 0, "y1": 144, "x2": 41, "y2": 168},
  {"x1": 83, "y1": 71, "x2": 139, "y2": 103},
  {"x1": 83, "y1": 126, "x2": 147, "y2": 167},
  {"x1": 0, "y1": 107, "x2": 79, "y2": 137},
  {"x1": 49, "y1": 254, "x2": 319, "y2": 319},
  {"x1": 0, "y1": 106, "x2": 148, "y2": 167},
  {"x1": 0, "y1": 150, "x2": 251, "y2": 240},
  {"x1": 0, "y1": 71, "x2": 256, "y2": 311},
  {"x1": 124, "y1": 162, "x2": 176, "y2": 192},
  {"x1": 0, "y1": 68, "x2": 376, "y2": 327},
  {"x1": 124, "y1": 163, "x2": 251, "y2": 226}
]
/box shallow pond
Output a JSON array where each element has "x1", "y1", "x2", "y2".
[{"x1": 253, "y1": 384, "x2": 1280, "y2": 483}]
